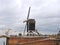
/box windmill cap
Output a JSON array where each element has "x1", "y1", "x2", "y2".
[
  {"x1": 28, "y1": 19, "x2": 35, "y2": 23},
  {"x1": 23, "y1": 19, "x2": 35, "y2": 23}
]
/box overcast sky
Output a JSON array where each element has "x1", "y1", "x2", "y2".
[{"x1": 0, "y1": 0, "x2": 60, "y2": 35}]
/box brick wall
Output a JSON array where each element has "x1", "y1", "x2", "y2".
[{"x1": 7, "y1": 37, "x2": 60, "y2": 45}]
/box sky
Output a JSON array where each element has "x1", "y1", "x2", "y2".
[{"x1": 0, "y1": 0, "x2": 60, "y2": 35}]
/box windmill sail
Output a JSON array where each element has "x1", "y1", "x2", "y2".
[
  {"x1": 27, "y1": 7, "x2": 31, "y2": 32},
  {"x1": 23, "y1": 7, "x2": 31, "y2": 35}
]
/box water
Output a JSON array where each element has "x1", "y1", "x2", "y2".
[{"x1": 0, "y1": 38, "x2": 6, "y2": 45}]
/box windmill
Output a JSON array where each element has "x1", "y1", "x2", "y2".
[{"x1": 23, "y1": 7, "x2": 40, "y2": 36}]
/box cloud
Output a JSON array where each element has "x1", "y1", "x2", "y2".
[{"x1": 0, "y1": 0, "x2": 60, "y2": 34}]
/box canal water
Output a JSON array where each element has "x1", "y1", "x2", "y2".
[{"x1": 0, "y1": 38, "x2": 6, "y2": 45}]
